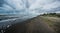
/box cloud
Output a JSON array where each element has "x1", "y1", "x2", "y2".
[
  {"x1": 29, "y1": 0, "x2": 60, "y2": 13},
  {"x1": 0, "y1": 0, "x2": 4, "y2": 7},
  {"x1": 0, "y1": 0, "x2": 60, "y2": 18},
  {"x1": 4, "y1": 0, "x2": 25, "y2": 10}
]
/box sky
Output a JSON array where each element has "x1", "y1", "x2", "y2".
[{"x1": 0, "y1": 0, "x2": 60, "y2": 17}]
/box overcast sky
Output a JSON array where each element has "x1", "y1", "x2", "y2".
[{"x1": 0, "y1": 0, "x2": 60, "y2": 17}]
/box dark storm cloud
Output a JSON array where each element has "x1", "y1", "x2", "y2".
[{"x1": 0, "y1": 0, "x2": 4, "y2": 7}]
